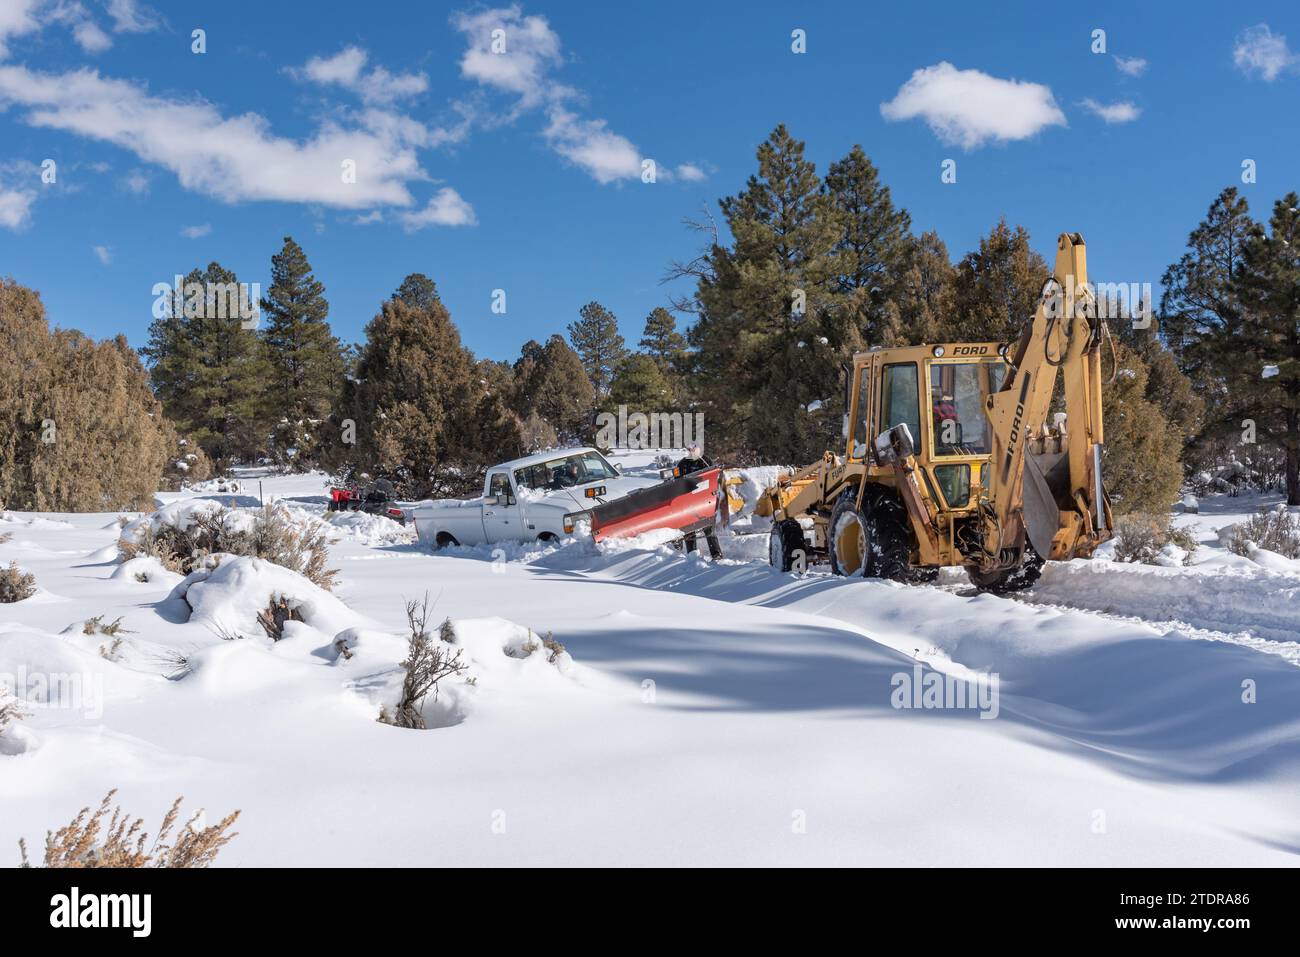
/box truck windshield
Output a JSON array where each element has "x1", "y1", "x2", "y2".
[
  {"x1": 929, "y1": 361, "x2": 1005, "y2": 456},
  {"x1": 514, "y1": 452, "x2": 617, "y2": 491}
]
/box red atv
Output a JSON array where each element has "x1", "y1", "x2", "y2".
[{"x1": 327, "y1": 479, "x2": 407, "y2": 525}]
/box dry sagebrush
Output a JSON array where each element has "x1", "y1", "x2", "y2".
[
  {"x1": 1228, "y1": 506, "x2": 1300, "y2": 560},
  {"x1": 379, "y1": 594, "x2": 466, "y2": 730},
  {"x1": 1111, "y1": 513, "x2": 1198, "y2": 566},
  {"x1": 121, "y1": 503, "x2": 338, "y2": 589},
  {"x1": 19, "y1": 789, "x2": 239, "y2": 868}
]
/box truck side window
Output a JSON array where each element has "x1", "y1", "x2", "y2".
[
  {"x1": 881, "y1": 363, "x2": 920, "y2": 446},
  {"x1": 488, "y1": 473, "x2": 514, "y2": 505}
]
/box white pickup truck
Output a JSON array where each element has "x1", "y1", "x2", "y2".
[{"x1": 411, "y1": 447, "x2": 660, "y2": 548}]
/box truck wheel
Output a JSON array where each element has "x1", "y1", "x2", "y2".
[
  {"x1": 829, "y1": 492, "x2": 873, "y2": 577},
  {"x1": 768, "y1": 519, "x2": 806, "y2": 572},
  {"x1": 434, "y1": 532, "x2": 460, "y2": 550},
  {"x1": 967, "y1": 546, "x2": 1044, "y2": 594}
]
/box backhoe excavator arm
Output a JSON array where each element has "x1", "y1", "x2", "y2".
[{"x1": 981, "y1": 232, "x2": 1111, "y2": 568}]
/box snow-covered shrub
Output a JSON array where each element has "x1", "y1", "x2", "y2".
[
  {"x1": 379, "y1": 596, "x2": 467, "y2": 730},
  {"x1": 19, "y1": 789, "x2": 240, "y2": 868},
  {"x1": 1228, "y1": 506, "x2": 1300, "y2": 560},
  {"x1": 82, "y1": 615, "x2": 128, "y2": 637},
  {"x1": 1111, "y1": 513, "x2": 1198, "y2": 566},
  {"x1": 0, "y1": 685, "x2": 23, "y2": 736},
  {"x1": 0, "y1": 562, "x2": 36, "y2": 602},
  {"x1": 256, "y1": 596, "x2": 303, "y2": 641},
  {"x1": 121, "y1": 503, "x2": 338, "y2": 590}
]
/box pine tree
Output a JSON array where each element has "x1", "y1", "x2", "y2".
[
  {"x1": 1102, "y1": 342, "x2": 1187, "y2": 514},
  {"x1": 887, "y1": 231, "x2": 955, "y2": 346},
  {"x1": 567, "y1": 301, "x2": 627, "y2": 398},
  {"x1": 392, "y1": 273, "x2": 440, "y2": 312},
  {"x1": 260, "y1": 237, "x2": 344, "y2": 467},
  {"x1": 824, "y1": 144, "x2": 913, "y2": 346},
  {"x1": 142, "y1": 262, "x2": 273, "y2": 464},
  {"x1": 940, "y1": 220, "x2": 1049, "y2": 343},
  {"x1": 691, "y1": 124, "x2": 844, "y2": 462},
  {"x1": 639, "y1": 307, "x2": 687, "y2": 367},
  {"x1": 1160, "y1": 188, "x2": 1254, "y2": 376},
  {"x1": 1233, "y1": 194, "x2": 1300, "y2": 503}
]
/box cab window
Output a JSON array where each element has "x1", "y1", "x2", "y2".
[
  {"x1": 880, "y1": 363, "x2": 920, "y2": 447},
  {"x1": 488, "y1": 472, "x2": 514, "y2": 504},
  {"x1": 851, "y1": 367, "x2": 872, "y2": 459},
  {"x1": 930, "y1": 361, "x2": 1005, "y2": 456}
]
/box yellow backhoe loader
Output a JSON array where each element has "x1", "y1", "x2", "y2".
[{"x1": 759, "y1": 232, "x2": 1113, "y2": 592}]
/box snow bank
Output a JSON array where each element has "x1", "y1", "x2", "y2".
[
  {"x1": 177, "y1": 556, "x2": 366, "y2": 638},
  {"x1": 325, "y1": 510, "x2": 412, "y2": 546},
  {"x1": 1026, "y1": 559, "x2": 1300, "y2": 643}
]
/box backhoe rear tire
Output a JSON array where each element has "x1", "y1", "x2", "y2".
[
  {"x1": 768, "y1": 519, "x2": 807, "y2": 572},
  {"x1": 966, "y1": 546, "x2": 1044, "y2": 594}
]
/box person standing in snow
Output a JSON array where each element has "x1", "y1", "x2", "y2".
[{"x1": 677, "y1": 443, "x2": 723, "y2": 560}]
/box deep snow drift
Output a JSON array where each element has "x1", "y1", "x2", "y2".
[{"x1": 1, "y1": 456, "x2": 1298, "y2": 866}]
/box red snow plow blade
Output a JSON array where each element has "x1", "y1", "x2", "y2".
[{"x1": 575, "y1": 466, "x2": 727, "y2": 544}]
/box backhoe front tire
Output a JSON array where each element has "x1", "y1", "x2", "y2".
[
  {"x1": 830, "y1": 489, "x2": 935, "y2": 583},
  {"x1": 769, "y1": 519, "x2": 807, "y2": 572}
]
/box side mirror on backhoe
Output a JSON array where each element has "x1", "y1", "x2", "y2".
[{"x1": 873, "y1": 423, "x2": 915, "y2": 465}]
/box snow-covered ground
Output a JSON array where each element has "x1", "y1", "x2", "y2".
[{"x1": 2, "y1": 457, "x2": 1298, "y2": 866}]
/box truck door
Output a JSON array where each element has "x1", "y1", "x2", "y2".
[{"x1": 482, "y1": 472, "x2": 520, "y2": 542}]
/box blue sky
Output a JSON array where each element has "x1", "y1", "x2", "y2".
[{"x1": 2, "y1": 0, "x2": 1298, "y2": 361}]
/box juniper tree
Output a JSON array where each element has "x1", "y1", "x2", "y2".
[
  {"x1": 940, "y1": 220, "x2": 1049, "y2": 343},
  {"x1": 259, "y1": 237, "x2": 344, "y2": 466},
  {"x1": 511, "y1": 335, "x2": 595, "y2": 441}
]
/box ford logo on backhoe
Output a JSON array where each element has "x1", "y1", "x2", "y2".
[
  {"x1": 951, "y1": 345, "x2": 989, "y2": 356},
  {"x1": 1001, "y1": 372, "x2": 1032, "y2": 481}
]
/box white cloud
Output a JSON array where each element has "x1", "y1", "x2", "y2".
[
  {"x1": 105, "y1": 0, "x2": 159, "y2": 34},
  {"x1": 676, "y1": 163, "x2": 707, "y2": 182},
  {"x1": 880, "y1": 62, "x2": 1066, "y2": 149},
  {"x1": 0, "y1": 0, "x2": 43, "y2": 60},
  {"x1": 0, "y1": 64, "x2": 431, "y2": 208},
  {"x1": 452, "y1": 3, "x2": 564, "y2": 110},
  {"x1": 450, "y1": 4, "x2": 668, "y2": 184},
  {"x1": 72, "y1": 18, "x2": 111, "y2": 53},
  {"x1": 180, "y1": 223, "x2": 211, "y2": 238},
  {"x1": 1080, "y1": 98, "x2": 1140, "y2": 124},
  {"x1": 1113, "y1": 55, "x2": 1147, "y2": 77},
  {"x1": 1234, "y1": 24, "x2": 1297, "y2": 81},
  {"x1": 0, "y1": 185, "x2": 36, "y2": 229},
  {"x1": 92, "y1": 243, "x2": 111, "y2": 264},
  {"x1": 294, "y1": 46, "x2": 428, "y2": 105},
  {"x1": 543, "y1": 108, "x2": 642, "y2": 184},
  {"x1": 123, "y1": 167, "x2": 149, "y2": 193},
  {"x1": 398, "y1": 187, "x2": 476, "y2": 230}
]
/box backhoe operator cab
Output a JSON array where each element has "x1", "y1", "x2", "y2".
[{"x1": 762, "y1": 231, "x2": 1113, "y2": 593}]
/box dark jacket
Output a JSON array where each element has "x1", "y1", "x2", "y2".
[{"x1": 677, "y1": 455, "x2": 712, "y2": 475}]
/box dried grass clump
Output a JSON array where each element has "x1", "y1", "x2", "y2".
[
  {"x1": 379, "y1": 594, "x2": 466, "y2": 730},
  {"x1": 0, "y1": 561, "x2": 36, "y2": 602},
  {"x1": 19, "y1": 789, "x2": 239, "y2": 868},
  {"x1": 1228, "y1": 506, "x2": 1300, "y2": 560},
  {"x1": 82, "y1": 615, "x2": 129, "y2": 636},
  {"x1": 120, "y1": 503, "x2": 338, "y2": 589},
  {"x1": 1112, "y1": 513, "x2": 1198, "y2": 565}
]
